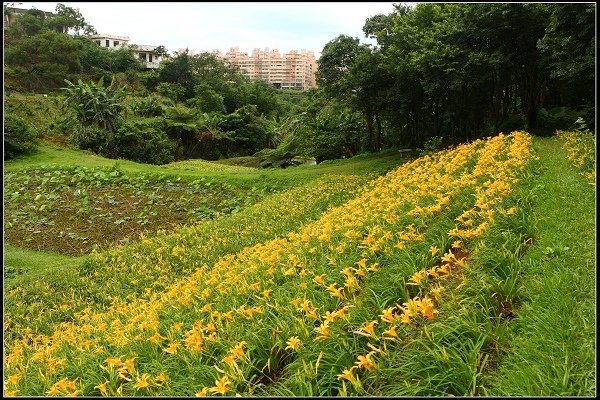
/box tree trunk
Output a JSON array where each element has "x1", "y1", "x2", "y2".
[
  {"x1": 365, "y1": 111, "x2": 374, "y2": 152},
  {"x1": 520, "y1": 63, "x2": 546, "y2": 132},
  {"x1": 375, "y1": 113, "x2": 382, "y2": 151}
]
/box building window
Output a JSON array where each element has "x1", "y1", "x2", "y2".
[
  {"x1": 96, "y1": 40, "x2": 101, "y2": 45},
  {"x1": 106, "y1": 39, "x2": 110, "y2": 47},
  {"x1": 139, "y1": 53, "x2": 147, "y2": 61},
  {"x1": 148, "y1": 54, "x2": 153, "y2": 62},
  {"x1": 114, "y1": 41, "x2": 119, "y2": 46}
]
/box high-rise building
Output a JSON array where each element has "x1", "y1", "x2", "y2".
[{"x1": 214, "y1": 47, "x2": 318, "y2": 90}]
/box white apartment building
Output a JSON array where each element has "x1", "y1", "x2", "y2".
[
  {"x1": 87, "y1": 33, "x2": 163, "y2": 69},
  {"x1": 213, "y1": 47, "x2": 318, "y2": 90}
]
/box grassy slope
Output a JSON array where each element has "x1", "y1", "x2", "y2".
[
  {"x1": 4, "y1": 141, "x2": 403, "y2": 284},
  {"x1": 5, "y1": 142, "x2": 403, "y2": 190},
  {"x1": 3, "y1": 134, "x2": 594, "y2": 396},
  {"x1": 486, "y1": 136, "x2": 596, "y2": 395},
  {"x1": 4, "y1": 143, "x2": 406, "y2": 339},
  {"x1": 4, "y1": 244, "x2": 84, "y2": 281}
]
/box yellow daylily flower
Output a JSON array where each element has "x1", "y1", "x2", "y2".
[
  {"x1": 209, "y1": 376, "x2": 231, "y2": 395},
  {"x1": 285, "y1": 336, "x2": 302, "y2": 351}
]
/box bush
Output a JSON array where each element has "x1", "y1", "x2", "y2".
[
  {"x1": 499, "y1": 113, "x2": 527, "y2": 133},
  {"x1": 62, "y1": 78, "x2": 125, "y2": 134},
  {"x1": 4, "y1": 113, "x2": 38, "y2": 159},
  {"x1": 538, "y1": 107, "x2": 579, "y2": 132},
  {"x1": 69, "y1": 119, "x2": 175, "y2": 165},
  {"x1": 113, "y1": 119, "x2": 175, "y2": 165},
  {"x1": 578, "y1": 107, "x2": 595, "y2": 132},
  {"x1": 69, "y1": 125, "x2": 113, "y2": 155},
  {"x1": 215, "y1": 105, "x2": 276, "y2": 158},
  {"x1": 129, "y1": 96, "x2": 163, "y2": 117},
  {"x1": 572, "y1": 117, "x2": 591, "y2": 133},
  {"x1": 156, "y1": 82, "x2": 186, "y2": 102}
]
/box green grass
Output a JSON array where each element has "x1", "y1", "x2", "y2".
[
  {"x1": 484, "y1": 136, "x2": 596, "y2": 396},
  {"x1": 4, "y1": 244, "x2": 84, "y2": 282},
  {"x1": 2, "y1": 133, "x2": 595, "y2": 396},
  {"x1": 4, "y1": 140, "x2": 406, "y2": 346},
  {"x1": 3, "y1": 171, "x2": 394, "y2": 344},
  {"x1": 5, "y1": 132, "x2": 520, "y2": 396},
  {"x1": 5, "y1": 142, "x2": 404, "y2": 190},
  {"x1": 333, "y1": 135, "x2": 595, "y2": 397},
  {"x1": 4, "y1": 92, "x2": 67, "y2": 139},
  {"x1": 363, "y1": 139, "x2": 540, "y2": 397},
  {"x1": 211, "y1": 155, "x2": 263, "y2": 168}
]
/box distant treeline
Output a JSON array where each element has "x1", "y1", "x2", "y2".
[{"x1": 314, "y1": 3, "x2": 595, "y2": 151}]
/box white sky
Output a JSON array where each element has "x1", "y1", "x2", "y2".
[{"x1": 12, "y1": 2, "x2": 403, "y2": 57}]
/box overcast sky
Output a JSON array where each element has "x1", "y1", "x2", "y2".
[{"x1": 14, "y1": 2, "x2": 402, "y2": 57}]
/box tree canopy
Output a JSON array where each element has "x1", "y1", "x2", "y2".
[{"x1": 311, "y1": 2, "x2": 595, "y2": 154}]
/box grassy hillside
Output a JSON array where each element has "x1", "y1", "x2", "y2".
[
  {"x1": 2, "y1": 132, "x2": 595, "y2": 397},
  {"x1": 4, "y1": 142, "x2": 404, "y2": 256},
  {"x1": 5, "y1": 142, "x2": 403, "y2": 187}
]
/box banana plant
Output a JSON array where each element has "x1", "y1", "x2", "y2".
[{"x1": 62, "y1": 77, "x2": 125, "y2": 134}]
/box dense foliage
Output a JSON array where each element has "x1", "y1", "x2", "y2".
[
  {"x1": 3, "y1": 113, "x2": 38, "y2": 160},
  {"x1": 3, "y1": 3, "x2": 595, "y2": 164},
  {"x1": 307, "y1": 3, "x2": 595, "y2": 156},
  {"x1": 3, "y1": 4, "x2": 142, "y2": 91}
]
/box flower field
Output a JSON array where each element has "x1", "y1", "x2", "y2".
[{"x1": 2, "y1": 132, "x2": 558, "y2": 396}]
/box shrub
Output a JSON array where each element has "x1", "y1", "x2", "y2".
[
  {"x1": 538, "y1": 107, "x2": 579, "y2": 132},
  {"x1": 113, "y1": 119, "x2": 175, "y2": 165},
  {"x1": 62, "y1": 78, "x2": 125, "y2": 133},
  {"x1": 129, "y1": 95, "x2": 163, "y2": 117},
  {"x1": 4, "y1": 113, "x2": 38, "y2": 159},
  {"x1": 418, "y1": 136, "x2": 444, "y2": 156},
  {"x1": 572, "y1": 117, "x2": 592, "y2": 133},
  {"x1": 156, "y1": 82, "x2": 185, "y2": 102},
  {"x1": 69, "y1": 119, "x2": 175, "y2": 165},
  {"x1": 69, "y1": 125, "x2": 113, "y2": 155}
]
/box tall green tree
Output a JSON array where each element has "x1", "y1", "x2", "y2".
[
  {"x1": 538, "y1": 3, "x2": 595, "y2": 109},
  {"x1": 46, "y1": 3, "x2": 95, "y2": 35},
  {"x1": 318, "y1": 35, "x2": 387, "y2": 151},
  {"x1": 156, "y1": 50, "x2": 197, "y2": 99},
  {"x1": 4, "y1": 30, "x2": 83, "y2": 91}
]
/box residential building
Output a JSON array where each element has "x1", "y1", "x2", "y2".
[
  {"x1": 87, "y1": 33, "x2": 164, "y2": 69},
  {"x1": 214, "y1": 47, "x2": 318, "y2": 90},
  {"x1": 128, "y1": 44, "x2": 163, "y2": 69},
  {"x1": 88, "y1": 33, "x2": 130, "y2": 49}
]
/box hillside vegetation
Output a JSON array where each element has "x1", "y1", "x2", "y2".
[
  {"x1": 3, "y1": 131, "x2": 595, "y2": 396},
  {"x1": 4, "y1": 4, "x2": 595, "y2": 165}
]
